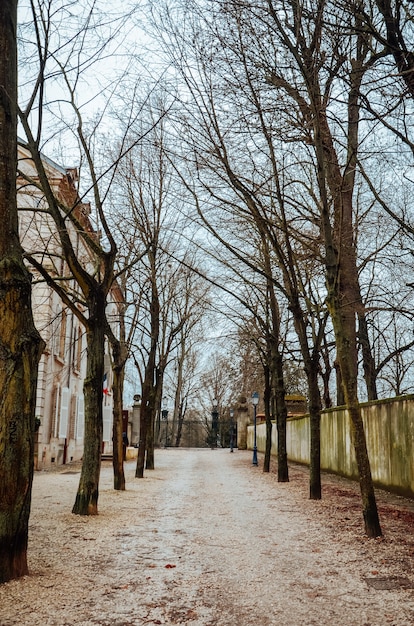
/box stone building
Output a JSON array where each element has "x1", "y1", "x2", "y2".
[{"x1": 17, "y1": 143, "x2": 121, "y2": 468}]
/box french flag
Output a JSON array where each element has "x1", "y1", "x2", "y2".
[{"x1": 103, "y1": 373, "x2": 109, "y2": 395}]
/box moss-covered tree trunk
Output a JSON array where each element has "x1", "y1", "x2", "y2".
[
  {"x1": 326, "y1": 236, "x2": 382, "y2": 537},
  {"x1": 321, "y1": 192, "x2": 381, "y2": 535},
  {"x1": 0, "y1": 0, "x2": 46, "y2": 582},
  {"x1": 72, "y1": 294, "x2": 106, "y2": 515},
  {"x1": 0, "y1": 259, "x2": 45, "y2": 582},
  {"x1": 328, "y1": 289, "x2": 381, "y2": 536},
  {"x1": 310, "y1": 30, "x2": 381, "y2": 534},
  {"x1": 320, "y1": 136, "x2": 382, "y2": 536},
  {"x1": 0, "y1": 263, "x2": 44, "y2": 582}
]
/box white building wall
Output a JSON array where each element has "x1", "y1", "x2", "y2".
[{"x1": 18, "y1": 144, "x2": 117, "y2": 469}]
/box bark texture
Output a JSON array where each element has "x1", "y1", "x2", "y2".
[
  {"x1": 136, "y1": 274, "x2": 159, "y2": 478},
  {"x1": 111, "y1": 338, "x2": 127, "y2": 491},
  {"x1": 0, "y1": 0, "x2": 45, "y2": 582},
  {"x1": 72, "y1": 294, "x2": 106, "y2": 515}
]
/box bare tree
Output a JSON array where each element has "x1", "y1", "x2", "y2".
[
  {"x1": 151, "y1": 0, "x2": 389, "y2": 533},
  {"x1": 166, "y1": 269, "x2": 211, "y2": 447},
  {"x1": 17, "y1": 0, "x2": 154, "y2": 514},
  {"x1": 0, "y1": 0, "x2": 45, "y2": 583},
  {"x1": 252, "y1": 0, "x2": 382, "y2": 534},
  {"x1": 114, "y1": 117, "x2": 209, "y2": 475},
  {"x1": 151, "y1": 1, "x2": 332, "y2": 494}
]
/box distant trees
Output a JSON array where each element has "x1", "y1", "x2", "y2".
[
  {"x1": 165, "y1": 267, "x2": 210, "y2": 447},
  {"x1": 149, "y1": 0, "x2": 414, "y2": 536},
  {"x1": 152, "y1": 0, "x2": 330, "y2": 496},
  {"x1": 113, "y1": 118, "x2": 211, "y2": 476}
]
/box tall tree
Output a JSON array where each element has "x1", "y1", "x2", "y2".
[
  {"x1": 20, "y1": 147, "x2": 117, "y2": 515},
  {"x1": 0, "y1": 0, "x2": 45, "y2": 582},
  {"x1": 153, "y1": 0, "x2": 386, "y2": 530},
  {"x1": 106, "y1": 287, "x2": 130, "y2": 491},
  {"x1": 153, "y1": 0, "x2": 329, "y2": 494},
  {"x1": 17, "y1": 1, "x2": 120, "y2": 514},
  {"x1": 17, "y1": 0, "x2": 163, "y2": 511},
  {"x1": 263, "y1": 0, "x2": 382, "y2": 534}
]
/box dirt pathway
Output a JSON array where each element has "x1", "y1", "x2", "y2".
[{"x1": 0, "y1": 449, "x2": 413, "y2": 625}]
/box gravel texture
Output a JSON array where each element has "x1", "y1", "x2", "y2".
[{"x1": 0, "y1": 448, "x2": 414, "y2": 625}]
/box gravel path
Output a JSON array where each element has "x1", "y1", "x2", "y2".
[{"x1": 1, "y1": 448, "x2": 414, "y2": 625}]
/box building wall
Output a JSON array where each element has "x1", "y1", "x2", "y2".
[
  {"x1": 18, "y1": 144, "x2": 116, "y2": 469},
  {"x1": 247, "y1": 395, "x2": 414, "y2": 498}
]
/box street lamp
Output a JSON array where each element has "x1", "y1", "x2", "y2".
[
  {"x1": 211, "y1": 398, "x2": 219, "y2": 449},
  {"x1": 252, "y1": 391, "x2": 259, "y2": 466},
  {"x1": 229, "y1": 408, "x2": 235, "y2": 453},
  {"x1": 161, "y1": 396, "x2": 169, "y2": 448}
]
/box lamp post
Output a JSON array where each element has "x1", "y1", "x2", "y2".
[
  {"x1": 161, "y1": 396, "x2": 169, "y2": 448},
  {"x1": 252, "y1": 391, "x2": 259, "y2": 465},
  {"x1": 211, "y1": 398, "x2": 219, "y2": 448},
  {"x1": 229, "y1": 408, "x2": 234, "y2": 453}
]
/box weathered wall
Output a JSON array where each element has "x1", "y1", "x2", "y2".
[{"x1": 247, "y1": 395, "x2": 414, "y2": 498}]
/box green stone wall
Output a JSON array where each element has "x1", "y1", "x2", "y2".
[{"x1": 247, "y1": 395, "x2": 414, "y2": 498}]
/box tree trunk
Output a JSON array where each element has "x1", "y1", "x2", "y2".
[
  {"x1": 263, "y1": 364, "x2": 272, "y2": 473},
  {"x1": 307, "y1": 365, "x2": 322, "y2": 500},
  {"x1": 324, "y1": 221, "x2": 381, "y2": 535},
  {"x1": 135, "y1": 398, "x2": 149, "y2": 478},
  {"x1": 329, "y1": 292, "x2": 382, "y2": 537},
  {"x1": 146, "y1": 364, "x2": 161, "y2": 469},
  {"x1": 313, "y1": 56, "x2": 382, "y2": 534},
  {"x1": 320, "y1": 336, "x2": 333, "y2": 409},
  {"x1": 111, "y1": 340, "x2": 126, "y2": 491},
  {"x1": 358, "y1": 312, "x2": 378, "y2": 401},
  {"x1": 0, "y1": 0, "x2": 46, "y2": 582},
  {"x1": 135, "y1": 360, "x2": 156, "y2": 478},
  {"x1": 72, "y1": 295, "x2": 106, "y2": 515},
  {"x1": 0, "y1": 260, "x2": 44, "y2": 582},
  {"x1": 273, "y1": 350, "x2": 289, "y2": 482},
  {"x1": 146, "y1": 406, "x2": 155, "y2": 469},
  {"x1": 264, "y1": 256, "x2": 288, "y2": 481},
  {"x1": 324, "y1": 182, "x2": 381, "y2": 536},
  {"x1": 334, "y1": 360, "x2": 345, "y2": 406},
  {"x1": 289, "y1": 296, "x2": 323, "y2": 499},
  {"x1": 175, "y1": 407, "x2": 184, "y2": 447},
  {"x1": 173, "y1": 356, "x2": 185, "y2": 446},
  {"x1": 136, "y1": 267, "x2": 159, "y2": 477}
]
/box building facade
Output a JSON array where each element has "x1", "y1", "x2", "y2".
[{"x1": 18, "y1": 143, "x2": 119, "y2": 469}]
